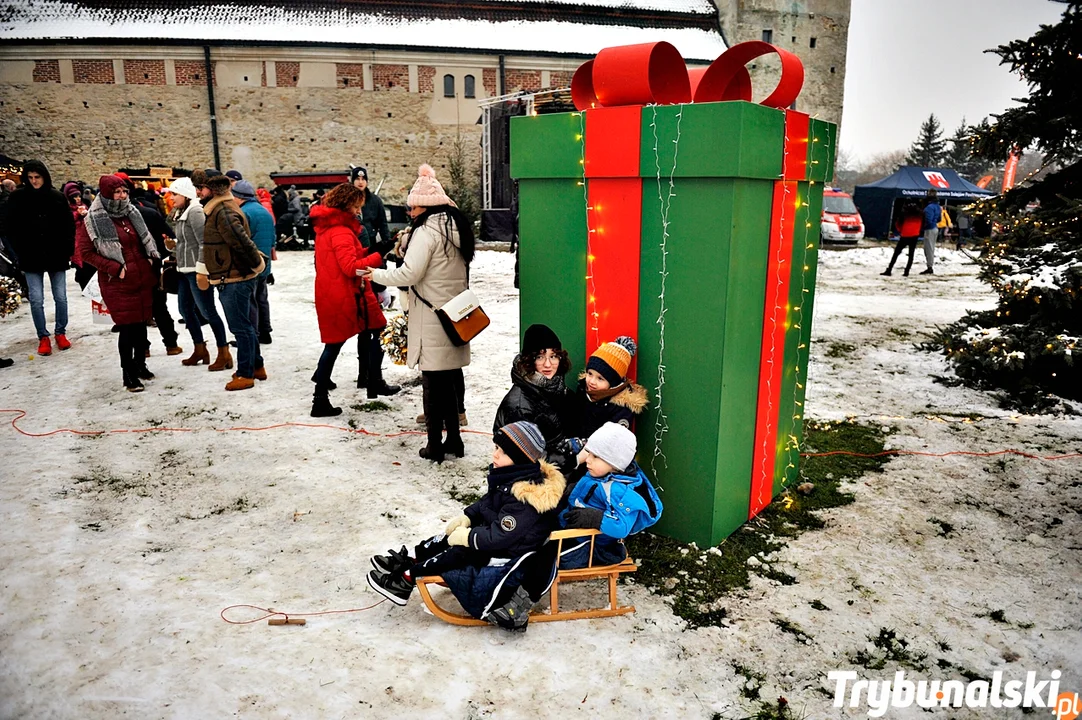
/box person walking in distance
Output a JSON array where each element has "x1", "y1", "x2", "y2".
[
  {"x1": 882, "y1": 200, "x2": 924, "y2": 277},
  {"x1": 920, "y1": 190, "x2": 942, "y2": 275},
  {"x1": 6, "y1": 160, "x2": 75, "y2": 355},
  {"x1": 195, "y1": 171, "x2": 267, "y2": 391}
]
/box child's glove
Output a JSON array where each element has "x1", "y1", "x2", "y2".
[
  {"x1": 564, "y1": 507, "x2": 604, "y2": 530},
  {"x1": 444, "y1": 514, "x2": 471, "y2": 535},
  {"x1": 447, "y1": 526, "x2": 470, "y2": 547},
  {"x1": 564, "y1": 437, "x2": 585, "y2": 455}
]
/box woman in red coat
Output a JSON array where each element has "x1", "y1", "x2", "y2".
[
  {"x1": 75, "y1": 175, "x2": 161, "y2": 392},
  {"x1": 309, "y1": 183, "x2": 386, "y2": 416}
]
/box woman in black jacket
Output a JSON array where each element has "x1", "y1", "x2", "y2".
[
  {"x1": 492, "y1": 324, "x2": 576, "y2": 473},
  {"x1": 6, "y1": 160, "x2": 75, "y2": 355}
]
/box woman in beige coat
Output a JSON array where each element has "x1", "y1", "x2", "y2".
[{"x1": 366, "y1": 165, "x2": 475, "y2": 462}]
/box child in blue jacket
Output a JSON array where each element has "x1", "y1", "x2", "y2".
[{"x1": 558, "y1": 422, "x2": 663, "y2": 568}]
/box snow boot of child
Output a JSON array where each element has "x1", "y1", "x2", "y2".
[
  {"x1": 487, "y1": 586, "x2": 532, "y2": 633},
  {"x1": 370, "y1": 546, "x2": 411, "y2": 574},
  {"x1": 122, "y1": 365, "x2": 144, "y2": 393},
  {"x1": 367, "y1": 568, "x2": 414, "y2": 606},
  {"x1": 182, "y1": 342, "x2": 210, "y2": 366},
  {"x1": 209, "y1": 345, "x2": 233, "y2": 372}
]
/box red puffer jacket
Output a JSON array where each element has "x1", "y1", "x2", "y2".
[
  {"x1": 311, "y1": 204, "x2": 386, "y2": 344},
  {"x1": 75, "y1": 216, "x2": 155, "y2": 325}
]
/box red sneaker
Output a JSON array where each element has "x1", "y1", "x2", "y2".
[
  {"x1": 56, "y1": 334, "x2": 72, "y2": 351},
  {"x1": 37, "y1": 337, "x2": 52, "y2": 356}
]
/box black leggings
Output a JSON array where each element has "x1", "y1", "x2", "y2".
[
  {"x1": 117, "y1": 323, "x2": 148, "y2": 373},
  {"x1": 313, "y1": 341, "x2": 344, "y2": 392},
  {"x1": 422, "y1": 369, "x2": 463, "y2": 449},
  {"x1": 885, "y1": 237, "x2": 919, "y2": 274}
]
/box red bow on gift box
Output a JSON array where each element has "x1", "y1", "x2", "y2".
[{"x1": 570, "y1": 40, "x2": 805, "y2": 111}]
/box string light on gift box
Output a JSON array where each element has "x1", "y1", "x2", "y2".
[
  {"x1": 576, "y1": 112, "x2": 602, "y2": 347},
  {"x1": 648, "y1": 103, "x2": 684, "y2": 476}
]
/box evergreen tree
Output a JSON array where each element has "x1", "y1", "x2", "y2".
[
  {"x1": 446, "y1": 134, "x2": 481, "y2": 227},
  {"x1": 905, "y1": 113, "x2": 948, "y2": 167},
  {"x1": 945, "y1": 117, "x2": 989, "y2": 181},
  {"x1": 933, "y1": 2, "x2": 1081, "y2": 412}
]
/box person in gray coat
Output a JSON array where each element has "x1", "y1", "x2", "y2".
[
  {"x1": 165, "y1": 176, "x2": 229, "y2": 368},
  {"x1": 365, "y1": 164, "x2": 475, "y2": 463}
]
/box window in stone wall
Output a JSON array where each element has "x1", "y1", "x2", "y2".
[
  {"x1": 809, "y1": 37, "x2": 817, "y2": 48},
  {"x1": 464, "y1": 74, "x2": 475, "y2": 98},
  {"x1": 761, "y1": 29, "x2": 773, "y2": 43},
  {"x1": 443, "y1": 74, "x2": 455, "y2": 98}
]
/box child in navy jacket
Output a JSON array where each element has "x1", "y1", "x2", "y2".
[{"x1": 366, "y1": 421, "x2": 566, "y2": 624}]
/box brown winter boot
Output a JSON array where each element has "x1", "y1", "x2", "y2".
[
  {"x1": 181, "y1": 342, "x2": 210, "y2": 366},
  {"x1": 209, "y1": 345, "x2": 233, "y2": 372},
  {"x1": 225, "y1": 376, "x2": 255, "y2": 391},
  {"x1": 166, "y1": 345, "x2": 184, "y2": 356}
]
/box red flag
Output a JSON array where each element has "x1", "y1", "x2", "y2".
[{"x1": 1001, "y1": 145, "x2": 1022, "y2": 193}]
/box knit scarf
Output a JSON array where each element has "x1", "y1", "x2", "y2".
[
  {"x1": 586, "y1": 381, "x2": 627, "y2": 404},
  {"x1": 84, "y1": 194, "x2": 157, "y2": 267}
]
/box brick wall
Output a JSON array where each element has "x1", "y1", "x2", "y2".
[
  {"x1": 72, "y1": 60, "x2": 114, "y2": 84},
  {"x1": 276, "y1": 62, "x2": 299, "y2": 88},
  {"x1": 0, "y1": 83, "x2": 481, "y2": 205},
  {"x1": 549, "y1": 71, "x2": 574, "y2": 89},
  {"x1": 124, "y1": 59, "x2": 166, "y2": 85},
  {"x1": 483, "y1": 68, "x2": 497, "y2": 95},
  {"x1": 33, "y1": 60, "x2": 60, "y2": 83},
  {"x1": 418, "y1": 65, "x2": 435, "y2": 94},
  {"x1": 505, "y1": 70, "x2": 541, "y2": 92},
  {"x1": 372, "y1": 64, "x2": 408, "y2": 90},
  {"x1": 174, "y1": 61, "x2": 205, "y2": 86},
  {"x1": 336, "y1": 63, "x2": 364, "y2": 88}
]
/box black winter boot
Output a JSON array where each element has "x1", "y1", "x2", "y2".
[
  {"x1": 122, "y1": 366, "x2": 144, "y2": 393},
  {"x1": 487, "y1": 586, "x2": 532, "y2": 632},
  {"x1": 366, "y1": 569, "x2": 414, "y2": 606},
  {"x1": 371, "y1": 545, "x2": 412, "y2": 574},
  {"x1": 311, "y1": 391, "x2": 342, "y2": 418}
]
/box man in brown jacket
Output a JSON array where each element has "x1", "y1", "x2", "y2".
[{"x1": 193, "y1": 170, "x2": 266, "y2": 391}]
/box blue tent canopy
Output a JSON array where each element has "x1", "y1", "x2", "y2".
[{"x1": 853, "y1": 166, "x2": 996, "y2": 239}]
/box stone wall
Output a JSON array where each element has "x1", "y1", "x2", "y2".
[
  {"x1": 717, "y1": 0, "x2": 850, "y2": 133},
  {"x1": 0, "y1": 81, "x2": 484, "y2": 204}
]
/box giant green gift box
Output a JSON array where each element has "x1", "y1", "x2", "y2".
[{"x1": 511, "y1": 64, "x2": 836, "y2": 547}]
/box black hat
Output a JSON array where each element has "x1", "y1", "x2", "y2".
[
  {"x1": 522, "y1": 324, "x2": 562, "y2": 356},
  {"x1": 350, "y1": 165, "x2": 368, "y2": 182},
  {"x1": 225, "y1": 170, "x2": 243, "y2": 181}
]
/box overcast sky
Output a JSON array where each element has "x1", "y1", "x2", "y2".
[{"x1": 839, "y1": 0, "x2": 1067, "y2": 165}]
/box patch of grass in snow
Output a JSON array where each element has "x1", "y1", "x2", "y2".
[
  {"x1": 887, "y1": 327, "x2": 912, "y2": 340},
  {"x1": 850, "y1": 628, "x2": 928, "y2": 671},
  {"x1": 927, "y1": 516, "x2": 955, "y2": 537},
  {"x1": 627, "y1": 421, "x2": 890, "y2": 629},
  {"x1": 772, "y1": 617, "x2": 813, "y2": 644},
  {"x1": 447, "y1": 484, "x2": 482, "y2": 506},
  {"x1": 825, "y1": 341, "x2": 856, "y2": 358},
  {"x1": 351, "y1": 401, "x2": 392, "y2": 412},
  {"x1": 809, "y1": 599, "x2": 830, "y2": 611},
  {"x1": 731, "y1": 662, "x2": 766, "y2": 701},
  {"x1": 180, "y1": 496, "x2": 252, "y2": 520}
]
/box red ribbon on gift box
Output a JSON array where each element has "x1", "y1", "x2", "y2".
[{"x1": 571, "y1": 40, "x2": 804, "y2": 111}]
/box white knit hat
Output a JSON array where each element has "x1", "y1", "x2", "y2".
[
  {"x1": 585, "y1": 422, "x2": 637, "y2": 472},
  {"x1": 406, "y1": 164, "x2": 454, "y2": 208},
  {"x1": 166, "y1": 176, "x2": 198, "y2": 200}
]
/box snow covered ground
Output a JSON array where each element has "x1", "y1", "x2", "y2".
[{"x1": 0, "y1": 246, "x2": 1078, "y2": 719}]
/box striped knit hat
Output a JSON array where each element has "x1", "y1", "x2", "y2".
[
  {"x1": 494, "y1": 421, "x2": 546, "y2": 465},
  {"x1": 587, "y1": 335, "x2": 637, "y2": 386}
]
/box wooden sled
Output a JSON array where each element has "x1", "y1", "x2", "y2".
[{"x1": 416, "y1": 529, "x2": 637, "y2": 626}]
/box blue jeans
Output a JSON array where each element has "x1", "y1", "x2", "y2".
[
  {"x1": 25, "y1": 271, "x2": 68, "y2": 340},
  {"x1": 251, "y1": 274, "x2": 272, "y2": 337},
  {"x1": 177, "y1": 273, "x2": 228, "y2": 347},
  {"x1": 217, "y1": 279, "x2": 262, "y2": 378}
]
